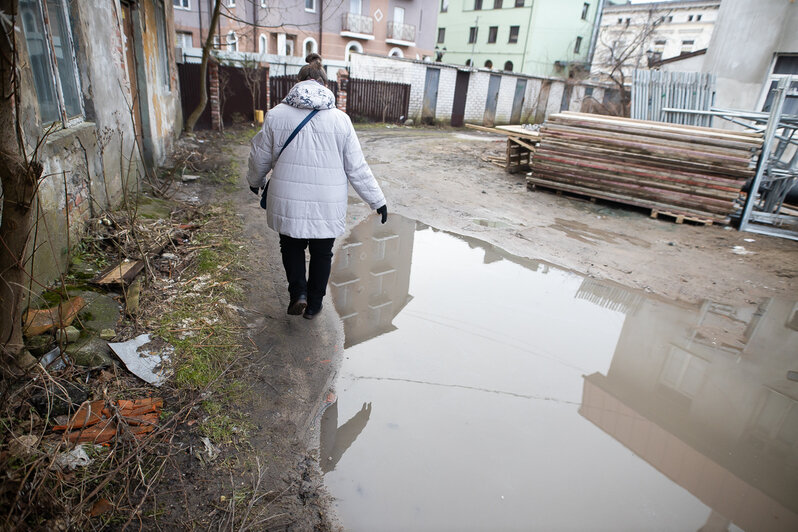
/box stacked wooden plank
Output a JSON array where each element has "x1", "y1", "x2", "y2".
[
  {"x1": 528, "y1": 112, "x2": 763, "y2": 224},
  {"x1": 466, "y1": 123, "x2": 540, "y2": 173}
]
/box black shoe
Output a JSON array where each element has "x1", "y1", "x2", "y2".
[
  {"x1": 287, "y1": 295, "x2": 307, "y2": 315},
  {"x1": 303, "y1": 303, "x2": 322, "y2": 320}
]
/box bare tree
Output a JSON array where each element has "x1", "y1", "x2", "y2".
[
  {"x1": 239, "y1": 57, "x2": 264, "y2": 121},
  {"x1": 184, "y1": 0, "x2": 223, "y2": 133},
  {"x1": 217, "y1": 65, "x2": 231, "y2": 131},
  {"x1": 591, "y1": 8, "x2": 667, "y2": 116},
  {"x1": 0, "y1": 0, "x2": 45, "y2": 369}
]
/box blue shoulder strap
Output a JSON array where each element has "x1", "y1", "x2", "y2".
[{"x1": 277, "y1": 109, "x2": 319, "y2": 160}]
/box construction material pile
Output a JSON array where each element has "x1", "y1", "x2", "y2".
[
  {"x1": 466, "y1": 124, "x2": 540, "y2": 173},
  {"x1": 528, "y1": 112, "x2": 764, "y2": 224}
]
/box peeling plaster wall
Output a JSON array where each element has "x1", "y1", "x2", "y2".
[
  {"x1": 138, "y1": 0, "x2": 182, "y2": 165},
  {"x1": 4, "y1": 0, "x2": 181, "y2": 293}
]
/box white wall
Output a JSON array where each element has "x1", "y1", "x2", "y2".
[{"x1": 350, "y1": 54, "x2": 617, "y2": 125}]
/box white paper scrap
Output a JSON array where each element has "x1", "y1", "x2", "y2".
[{"x1": 109, "y1": 334, "x2": 172, "y2": 387}]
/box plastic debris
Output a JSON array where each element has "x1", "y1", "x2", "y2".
[
  {"x1": 53, "y1": 445, "x2": 94, "y2": 470},
  {"x1": 199, "y1": 437, "x2": 221, "y2": 463},
  {"x1": 108, "y1": 334, "x2": 172, "y2": 386},
  {"x1": 732, "y1": 246, "x2": 756, "y2": 255},
  {"x1": 40, "y1": 346, "x2": 68, "y2": 371}
]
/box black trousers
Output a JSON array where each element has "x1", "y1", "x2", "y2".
[{"x1": 278, "y1": 234, "x2": 335, "y2": 311}]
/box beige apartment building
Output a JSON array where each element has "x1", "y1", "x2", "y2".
[
  {"x1": 172, "y1": 0, "x2": 437, "y2": 63},
  {"x1": 591, "y1": 0, "x2": 721, "y2": 78}
]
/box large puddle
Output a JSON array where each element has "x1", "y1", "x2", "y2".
[{"x1": 322, "y1": 214, "x2": 798, "y2": 532}]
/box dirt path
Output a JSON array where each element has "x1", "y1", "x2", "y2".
[{"x1": 231, "y1": 126, "x2": 797, "y2": 529}]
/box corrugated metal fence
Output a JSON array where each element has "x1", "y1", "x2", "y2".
[
  {"x1": 348, "y1": 78, "x2": 410, "y2": 123},
  {"x1": 631, "y1": 70, "x2": 716, "y2": 127},
  {"x1": 269, "y1": 75, "x2": 338, "y2": 108}
]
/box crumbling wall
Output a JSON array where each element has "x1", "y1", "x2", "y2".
[{"x1": 4, "y1": 0, "x2": 181, "y2": 290}]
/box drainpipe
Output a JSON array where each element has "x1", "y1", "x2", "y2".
[
  {"x1": 252, "y1": 0, "x2": 257, "y2": 53},
  {"x1": 520, "y1": 1, "x2": 535, "y2": 74},
  {"x1": 586, "y1": 0, "x2": 606, "y2": 70},
  {"x1": 469, "y1": 16, "x2": 479, "y2": 68},
  {"x1": 198, "y1": 0, "x2": 203, "y2": 49}
]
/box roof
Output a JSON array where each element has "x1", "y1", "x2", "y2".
[
  {"x1": 605, "y1": 0, "x2": 721, "y2": 12},
  {"x1": 649, "y1": 47, "x2": 708, "y2": 67}
]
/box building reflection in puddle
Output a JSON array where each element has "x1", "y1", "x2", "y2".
[
  {"x1": 330, "y1": 214, "x2": 416, "y2": 350},
  {"x1": 322, "y1": 214, "x2": 798, "y2": 531},
  {"x1": 580, "y1": 293, "x2": 798, "y2": 531}
]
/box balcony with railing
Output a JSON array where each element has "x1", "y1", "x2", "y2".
[
  {"x1": 386, "y1": 21, "x2": 416, "y2": 45},
  {"x1": 341, "y1": 13, "x2": 374, "y2": 39}
]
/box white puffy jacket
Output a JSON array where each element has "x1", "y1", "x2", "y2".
[{"x1": 247, "y1": 80, "x2": 386, "y2": 239}]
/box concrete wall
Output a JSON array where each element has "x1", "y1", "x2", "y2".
[
  {"x1": 351, "y1": 53, "x2": 616, "y2": 124},
  {"x1": 702, "y1": 0, "x2": 798, "y2": 112},
  {"x1": 6, "y1": 0, "x2": 181, "y2": 288}
]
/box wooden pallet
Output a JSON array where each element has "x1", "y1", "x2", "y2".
[{"x1": 650, "y1": 209, "x2": 714, "y2": 226}]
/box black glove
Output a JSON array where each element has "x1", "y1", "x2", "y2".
[
  {"x1": 376, "y1": 204, "x2": 388, "y2": 224},
  {"x1": 249, "y1": 186, "x2": 260, "y2": 195}
]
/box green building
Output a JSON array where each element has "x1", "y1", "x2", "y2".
[{"x1": 435, "y1": 0, "x2": 601, "y2": 78}]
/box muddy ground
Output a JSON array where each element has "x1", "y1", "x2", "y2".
[{"x1": 160, "y1": 125, "x2": 797, "y2": 530}]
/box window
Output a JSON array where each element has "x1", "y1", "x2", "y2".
[
  {"x1": 761, "y1": 54, "x2": 798, "y2": 116},
  {"x1": 285, "y1": 36, "x2": 295, "y2": 56},
  {"x1": 667, "y1": 15, "x2": 673, "y2": 22},
  {"x1": 503, "y1": 60, "x2": 513, "y2": 71},
  {"x1": 394, "y1": 6, "x2": 405, "y2": 24},
  {"x1": 345, "y1": 40, "x2": 363, "y2": 61},
  {"x1": 581, "y1": 2, "x2": 589, "y2": 20},
  {"x1": 474, "y1": 0, "x2": 483, "y2": 10},
  {"x1": 508, "y1": 25, "x2": 519, "y2": 43},
  {"x1": 574, "y1": 36, "x2": 582, "y2": 54},
  {"x1": 305, "y1": 0, "x2": 315, "y2": 12},
  {"x1": 681, "y1": 39, "x2": 694, "y2": 53},
  {"x1": 494, "y1": 0, "x2": 502, "y2": 8},
  {"x1": 687, "y1": 15, "x2": 693, "y2": 22},
  {"x1": 213, "y1": 35, "x2": 220, "y2": 49},
  {"x1": 625, "y1": 17, "x2": 630, "y2": 24},
  {"x1": 259, "y1": 33, "x2": 268, "y2": 54},
  {"x1": 515, "y1": 0, "x2": 524, "y2": 6},
  {"x1": 617, "y1": 18, "x2": 623, "y2": 24},
  {"x1": 20, "y1": 0, "x2": 83, "y2": 124},
  {"x1": 261, "y1": 0, "x2": 267, "y2": 6},
  {"x1": 484, "y1": 59, "x2": 492, "y2": 68},
  {"x1": 303, "y1": 37, "x2": 318, "y2": 56},
  {"x1": 437, "y1": 27, "x2": 445, "y2": 44},
  {"x1": 173, "y1": 0, "x2": 189, "y2": 8},
  {"x1": 654, "y1": 39, "x2": 666, "y2": 52},
  {"x1": 696, "y1": 14, "x2": 702, "y2": 21},
  {"x1": 465, "y1": 59, "x2": 472, "y2": 66},
  {"x1": 659, "y1": 347, "x2": 707, "y2": 398},
  {"x1": 468, "y1": 26, "x2": 478, "y2": 44},
  {"x1": 389, "y1": 47, "x2": 403, "y2": 58},
  {"x1": 155, "y1": 1, "x2": 170, "y2": 88},
  {"x1": 441, "y1": 0, "x2": 448, "y2": 13},
  {"x1": 227, "y1": 0, "x2": 235, "y2": 6},
  {"x1": 176, "y1": 31, "x2": 193, "y2": 49},
  {"x1": 487, "y1": 26, "x2": 498, "y2": 43},
  {"x1": 226, "y1": 31, "x2": 238, "y2": 52},
  {"x1": 350, "y1": 0, "x2": 361, "y2": 15}
]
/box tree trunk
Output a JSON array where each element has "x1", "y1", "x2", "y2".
[
  {"x1": 184, "y1": 0, "x2": 222, "y2": 133},
  {"x1": 0, "y1": 0, "x2": 44, "y2": 368}
]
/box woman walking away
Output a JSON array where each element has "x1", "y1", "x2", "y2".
[{"x1": 247, "y1": 53, "x2": 388, "y2": 319}]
